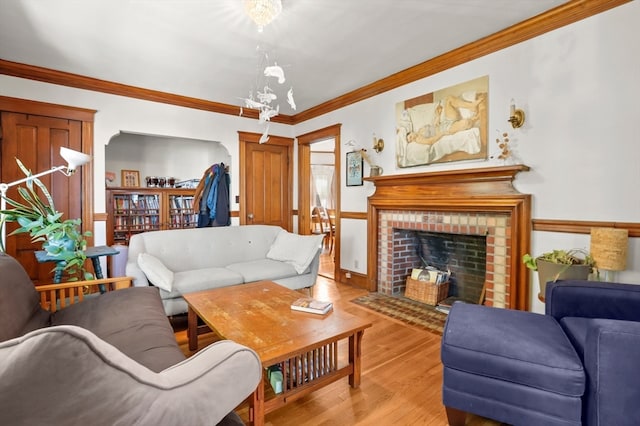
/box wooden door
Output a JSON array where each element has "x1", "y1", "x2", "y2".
[
  {"x1": 239, "y1": 132, "x2": 293, "y2": 231},
  {"x1": 1, "y1": 111, "x2": 84, "y2": 284}
]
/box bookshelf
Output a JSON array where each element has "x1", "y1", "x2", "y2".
[{"x1": 106, "y1": 187, "x2": 197, "y2": 245}]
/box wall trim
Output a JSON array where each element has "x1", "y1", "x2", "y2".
[{"x1": 533, "y1": 219, "x2": 640, "y2": 237}]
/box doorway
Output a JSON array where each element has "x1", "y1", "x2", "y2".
[
  {"x1": 310, "y1": 139, "x2": 335, "y2": 279},
  {"x1": 297, "y1": 124, "x2": 341, "y2": 281}
]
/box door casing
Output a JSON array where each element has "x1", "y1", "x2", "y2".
[{"x1": 297, "y1": 124, "x2": 341, "y2": 280}]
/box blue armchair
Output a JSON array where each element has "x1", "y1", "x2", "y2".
[{"x1": 441, "y1": 279, "x2": 640, "y2": 426}]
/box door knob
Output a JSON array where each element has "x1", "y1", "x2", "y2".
[{"x1": 247, "y1": 213, "x2": 254, "y2": 220}]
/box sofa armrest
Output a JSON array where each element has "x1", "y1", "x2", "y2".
[
  {"x1": 0, "y1": 326, "x2": 262, "y2": 425},
  {"x1": 582, "y1": 319, "x2": 640, "y2": 426},
  {"x1": 546, "y1": 280, "x2": 640, "y2": 322},
  {"x1": 37, "y1": 277, "x2": 134, "y2": 312},
  {"x1": 125, "y1": 258, "x2": 150, "y2": 287}
]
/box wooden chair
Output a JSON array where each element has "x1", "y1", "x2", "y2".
[{"x1": 311, "y1": 206, "x2": 334, "y2": 255}]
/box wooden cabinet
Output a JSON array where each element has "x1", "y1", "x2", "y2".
[{"x1": 106, "y1": 187, "x2": 197, "y2": 245}]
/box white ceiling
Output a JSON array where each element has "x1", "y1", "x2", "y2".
[{"x1": 0, "y1": 0, "x2": 567, "y2": 115}]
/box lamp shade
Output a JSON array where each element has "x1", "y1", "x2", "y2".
[
  {"x1": 60, "y1": 147, "x2": 91, "y2": 173},
  {"x1": 590, "y1": 227, "x2": 628, "y2": 271}
]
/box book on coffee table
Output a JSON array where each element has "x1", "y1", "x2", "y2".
[{"x1": 291, "y1": 297, "x2": 333, "y2": 315}]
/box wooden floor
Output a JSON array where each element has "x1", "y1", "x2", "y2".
[{"x1": 173, "y1": 253, "x2": 501, "y2": 426}]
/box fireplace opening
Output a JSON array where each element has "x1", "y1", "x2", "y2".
[{"x1": 413, "y1": 231, "x2": 486, "y2": 304}]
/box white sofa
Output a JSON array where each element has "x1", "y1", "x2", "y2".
[{"x1": 126, "y1": 225, "x2": 323, "y2": 316}]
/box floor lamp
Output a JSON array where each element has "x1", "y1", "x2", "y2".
[{"x1": 0, "y1": 147, "x2": 91, "y2": 251}]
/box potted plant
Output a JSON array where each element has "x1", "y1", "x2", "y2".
[
  {"x1": 523, "y1": 249, "x2": 595, "y2": 300},
  {"x1": 0, "y1": 159, "x2": 93, "y2": 281}
]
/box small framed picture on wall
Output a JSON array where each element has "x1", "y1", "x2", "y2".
[
  {"x1": 346, "y1": 151, "x2": 363, "y2": 187},
  {"x1": 121, "y1": 169, "x2": 140, "y2": 187}
]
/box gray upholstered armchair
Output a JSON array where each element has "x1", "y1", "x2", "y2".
[
  {"x1": 441, "y1": 279, "x2": 640, "y2": 426},
  {"x1": 0, "y1": 253, "x2": 262, "y2": 425}
]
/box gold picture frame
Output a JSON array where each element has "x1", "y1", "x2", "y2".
[{"x1": 121, "y1": 169, "x2": 140, "y2": 187}]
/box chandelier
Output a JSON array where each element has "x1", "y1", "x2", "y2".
[
  {"x1": 244, "y1": 0, "x2": 282, "y2": 32},
  {"x1": 239, "y1": 52, "x2": 296, "y2": 144}
]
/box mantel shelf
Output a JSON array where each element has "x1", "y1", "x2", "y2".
[{"x1": 364, "y1": 164, "x2": 530, "y2": 186}]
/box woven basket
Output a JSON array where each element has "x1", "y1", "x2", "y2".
[{"x1": 405, "y1": 277, "x2": 449, "y2": 306}]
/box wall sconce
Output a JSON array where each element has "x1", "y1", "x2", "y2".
[
  {"x1": 508, "y1": 99, "x2": 525, "y2": 129},
  {"x1": 372, "y1": 133, "x2": 384, "y2": 153}
]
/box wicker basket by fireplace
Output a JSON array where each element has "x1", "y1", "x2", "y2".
[{"x1": 405, "y1": 277, "x2": 449, "y2": 306}]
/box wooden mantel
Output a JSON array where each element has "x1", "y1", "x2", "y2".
[{"x1": 366, "y1": 165, "x2": 532, "y2": 310}]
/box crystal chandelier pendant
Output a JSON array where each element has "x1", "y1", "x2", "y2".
[{"x1": 244, "y1": 0, "x2": 282, "y2": 32}]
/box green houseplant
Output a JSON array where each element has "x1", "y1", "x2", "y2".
[
  {"x1": 523, "y1": 249, "x2": 595, "y2": 300},
  {"x1": 0, "y1": 159, "x2": 93, "y2": 281}
]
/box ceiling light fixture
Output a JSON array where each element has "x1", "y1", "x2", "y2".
[
  {"x1": 244, "y1": 0, "x2": 282, "y2": 32},
  {"x1": 239, "y1": 52, "x2": 296, "y2": 143}
]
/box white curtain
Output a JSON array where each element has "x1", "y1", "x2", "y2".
[{"x1": 311, "y1": 165, "x2": 335, "y2": 209}]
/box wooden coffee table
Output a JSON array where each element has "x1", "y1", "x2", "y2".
[{"x1": 184, "y1": 281, "x2": 372, "y2": 426}]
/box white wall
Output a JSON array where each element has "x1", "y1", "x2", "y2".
[
  {"x1": 0, "y1": 77, "x2": 293, "y2": 230},
  {"x1": 106, "y1": 132, "x2": 232, "y2": 187},
  {"x1": 293, "y1": 2, "x2": 640, "y2": 312},
  {"x1": 1, "y1": 2, "x2": 638, "y2": 312}
]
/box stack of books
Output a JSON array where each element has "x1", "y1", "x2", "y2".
[
  {"x1": 435, "y1": 297, "x2": 467, "y2": 315},
  {"x1": 291, "y1": 297, "x2": 333, "y2": 315}
]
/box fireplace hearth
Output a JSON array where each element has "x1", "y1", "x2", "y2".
[{"x1": 366, "y1": 165, "x2": 531, "y2": 310}]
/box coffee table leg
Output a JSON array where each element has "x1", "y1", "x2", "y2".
[
  {"x1": 187, "y1": 307, "x2": 198, "y2": 351},
  {"x1": 249, "y1": 374, "x2": 265, "y2": 426},
  {"x1": 349, "y1": 330, "x2": 365, "y2": 388}
]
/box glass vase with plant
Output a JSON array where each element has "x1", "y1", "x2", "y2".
[{"x1": 0, "y1": 159, "x2": 93, "y2": 281}]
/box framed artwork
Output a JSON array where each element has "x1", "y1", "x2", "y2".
[
  {"x1": 121, "y1": 169, "x2": 140, "y2": 187},
  {"x1": 395, "y1": 75, "x2": 489, "y2": 168},
  {"x1": 346, "y1": 151, "x2": 363, "y2": 187}
]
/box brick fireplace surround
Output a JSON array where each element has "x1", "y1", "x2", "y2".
[{"x1": 366, "y1": 165, "x2": 532, "y2": 310}]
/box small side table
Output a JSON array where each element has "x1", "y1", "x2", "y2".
[{"x1": 35, "y1": 245, "x2": 120, "y2": 292}]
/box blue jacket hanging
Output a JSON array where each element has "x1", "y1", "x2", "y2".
[{"x1": 193, "y1": 163, "x2": 230, "y2": 227}]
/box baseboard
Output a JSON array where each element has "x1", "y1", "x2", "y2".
[{"x1": 338, "y1": 269, "x2": 368, "y2": 289}]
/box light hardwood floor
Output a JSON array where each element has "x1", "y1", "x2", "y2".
[{"x1": 173, "y1": 254, "x2": 501, "y2": 425}]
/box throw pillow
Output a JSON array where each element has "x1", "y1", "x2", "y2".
[
  {"x1": 137, "y1": 253, "x2": 174, "y2": 292},
  {"x1": 266, "y1": 230, "x2": 324, "y2": 274}
]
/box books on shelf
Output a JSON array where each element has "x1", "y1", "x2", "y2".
[{"x1": 291, "y1": 298, "x2": 333, "y2": 315}]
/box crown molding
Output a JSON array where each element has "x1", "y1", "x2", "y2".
[{"x1": 0, "y1": 0, "x2": 630, "y2": 125}]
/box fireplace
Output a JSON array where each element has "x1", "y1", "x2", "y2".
[
  {"x1": 366, "y1": 165, "x2": 531, "y2": 310},
  {"x1": 397, "y1": 229, "x2": 487, "y2": 304}
]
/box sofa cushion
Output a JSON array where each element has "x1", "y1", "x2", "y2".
[
  {"x1": 0, "y1": 254, "x2": 50, "y2": 342},
  {"x1": 266, "y1": 230, "x2": 323, "y2": 274},
  {"x1": 160, "y1": 267, "x2": 244, "y2": 299},
  {"x1": 51, "y1": 287, "x2": 184, "y2": 372},
  {"x1": 560, "y1": 317, "x2": 590, "y2": 361},
  {"x1": 138, "y1": 252, "x2": 174, "y2": 292},
  {"x1": 227, "y1": 259, "x2": 299, "y2": 283}
]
